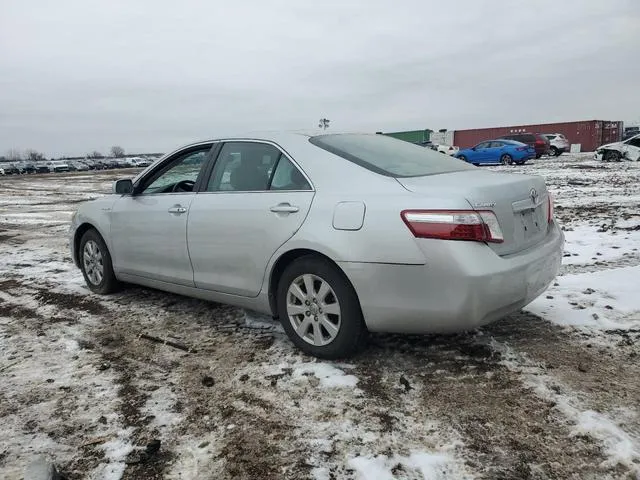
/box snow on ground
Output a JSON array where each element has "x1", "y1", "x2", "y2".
[
  {"x1": 562, "y1": 225, "x2": 640, "y2": 266},
  {"x1": 1, "y1": 155, "x2": 640, "y2": 479},
  {"x1": 526, "y1": 266, "x2": 640, "y2": 330}
]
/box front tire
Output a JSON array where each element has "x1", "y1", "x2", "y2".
[
  {"x1": 277, "y1": 256, "x2": 366, "y2": 359},
  {"x1": 457, "y1": 155, "x2": 467, "y2": 163},
  {"x1": 79, "y1": 229, "x2": 120, "y2": 294},
  {"x1": 604, "y1": 150, "x2": 621, "y2": 162}
]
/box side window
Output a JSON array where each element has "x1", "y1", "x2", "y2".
[
  {"x1": 627, "y1": 138, "x2": 640, "y2": 148},
  {"x1": 207, "y1": 142, "x2": 280, "y2": 192},
  {"x1": 489, "y1": 141, "x2": 504, "y2": 148},
  {"x1": 142, "y1": 148, "x2": 210, "y2": 194},
  {"x1": 270, "y1": 157, "x2": 311, "y2": 191},
  {"x1": 476, "y1": 142, "x2": 490, "y2": 149}
]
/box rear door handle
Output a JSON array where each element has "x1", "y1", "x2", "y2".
[
  {"x1": 168, "y1": 205, "x2": 188, "y2": 214},
  {"x1": 270, "y1": 203, "x2": 299, "y2": 214}
]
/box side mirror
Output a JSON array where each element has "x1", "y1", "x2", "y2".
[{"x1": 113, "y1": 178, "x2": 134, "y2": 195}]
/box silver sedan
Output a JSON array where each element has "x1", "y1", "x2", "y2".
[{"x1": 70, "y1": 133, "x2": 564, "y2": 358}]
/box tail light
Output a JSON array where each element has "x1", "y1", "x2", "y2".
[
  {"x1": 401, "y1": 210, "x2": 504, "y2": 243},
  {"x1": 535, "y1": 139, "x2": 546, "y2": 145},
  {"x1": 516, "y1": 146, "x2": 528, "y2": 151},
  {"x1": 547, "y1": 193, "x2": 554, "y2": 223}
]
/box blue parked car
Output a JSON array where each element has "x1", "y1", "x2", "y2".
[{"x1": 455, "y1": 139, "x2": 536, "y2": 165}]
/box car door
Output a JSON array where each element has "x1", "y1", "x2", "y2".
[
  {"x1": 110, "y1": 143, "x2": 214, "y2": 286},
  {"x1": 621, "y1": 136, "x2": 640, "y2": 161},
  {"x1": 487, "y1": 141, "x2": 506, "y2": 162},
  {"x1": 472, "y1": 142, "x2": 492, "y2": 164},
  {"x1": 187, "y1": 141, "x2": 315, "y2": 297}
]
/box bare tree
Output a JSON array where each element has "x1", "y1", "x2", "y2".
[
  {"x1": 318, "y1": 118, "x2": 331, "y2": 130},
  {"x1": 110, "y1": 146, "x2": 125, "y2": 158},
  {"x1": 25, "y1": 149, "x2": 45, "y2": 161},
  {"x1": 5, "y1": 149, "x2": 22, "y2": 161},
  {"x1": 87, "y1": 151, "x2": 104, "y2": 159}
]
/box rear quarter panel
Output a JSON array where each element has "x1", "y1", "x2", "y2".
[{"x1": 277, "y1": 189, "x2": 472, "y2": 265}]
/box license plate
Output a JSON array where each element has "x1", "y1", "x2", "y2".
[{"x1": 521, "y1": 209, "x2": 542, "y2": 239}]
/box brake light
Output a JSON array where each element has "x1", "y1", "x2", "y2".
[
  {"x1": 401, "y1": 210, "x2": 504, "y2": 243},
  {"x1": 516, "y1": 146, "x2": 527, "y2": 151},
  {"x1": 547, "y1": 193, "x2": 554, "y2": 223},
  {"x1": 535, "y1": 139, "x2": 546, "y2": 145}
]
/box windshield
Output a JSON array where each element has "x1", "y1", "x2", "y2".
[{"x1": 309, "y1": 134, "x2": 475, "y2": 177}]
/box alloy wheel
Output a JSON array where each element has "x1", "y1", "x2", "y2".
[
  {"x1": 83, "y1": 240, "x2": 104, "y2": 285},
  {"x1": 286, "y1": 274, "x2": 341, "y2": 346}
]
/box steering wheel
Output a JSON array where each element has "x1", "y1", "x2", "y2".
[{"x1": 172, "y1": 180, "x2": 195, "y2": 193}]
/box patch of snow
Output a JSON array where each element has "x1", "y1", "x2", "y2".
[
  {"x1": 496, "y1": 341, "x2": 640, "y2": 473},
  {"x1": 525, "y1": 266, "x2": 640, "y2": 330},
  {"x1": 92, "y1": 428, "x2": 134, "y2": 480},
  {"x1": 562, "y1": 225, "x2": 640, "y2": 265},
  {"x1": 144, "y1": 386, "x2": 183, "y2": 431},
  {"x1": 243, "y1": 309, "x2": 283, "y2": 332},
  {"x1": 311, "y1": 466, "x2": 331, "y2": 480},
  {"x1": 574, "y1": 410, "x2": 640, "y2": 468},
  {"x1": 292, "y1": 362, "x2": 359, "y2": 389},
  {"x1": 349, "y1": 455, "x2": 395, "y2": 480},
  {"x1": 348, "y1": 450, "x2": 471, "y2": 480}
]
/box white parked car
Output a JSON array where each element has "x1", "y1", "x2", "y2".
[
  {"x1": 594, "y1": 134, "x2": 640, "y2": 162},
  {"x1": 542, "y1": 133, "x2": 570, "y2": 156},
  {"x1": 433, "y1": 144, "x2": 460, "y2": 155},
  {"x1": 47, "y1": 161, "x2": 70, "y2": 173},
  {"x1": 0, "y1": 166, "x2": 4, "y2": 175}
]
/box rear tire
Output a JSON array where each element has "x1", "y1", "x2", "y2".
[
  {"x1": 549, "y1": 146, "x2": 558, "y2": 157},
  {"x1": 500, "y1": 154, "x2": 513, "y2": 165},
  {"x1": 535, "y1": 153, "x2": 542, "y2": 159},
  {"x1": 276, "y1": 256, "x2": 366, "y2": 359},
  {"x1": 79, "y1": 229, "x2": 120, "y2": 295}
]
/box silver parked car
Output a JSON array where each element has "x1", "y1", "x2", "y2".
[{"x1": 70, "y1": 133, "x2": 564, "y2": 358}]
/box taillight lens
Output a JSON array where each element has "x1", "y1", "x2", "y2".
[
  {"x1": 547, "y1": 193, "x2": 554, "y2": 223},
  {"x1": 516, "y1": 146, "x2": 527, "y2": 151},
  {"x1": 401, "y1": 210, "x2": 504, "y2": 243}
]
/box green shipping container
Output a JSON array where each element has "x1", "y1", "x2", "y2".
[{"x1": 382, "y1": 129, "x2": 432, "y2": 144}]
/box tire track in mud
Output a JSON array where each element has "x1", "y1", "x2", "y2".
[
  {"x1": 0, "y1": 278, "x2": 176, "y2": 478},
  {"x1": 354, "y1": 329, "x2": 631, "y2": 479},
  {"x1": 484, "y1": 312, "x2": 640, "y2": 473}
]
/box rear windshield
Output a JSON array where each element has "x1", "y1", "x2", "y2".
[{"x1": 309, "y1": 134, "x2": 475, "y2": 177}]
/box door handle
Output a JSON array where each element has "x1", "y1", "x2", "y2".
[
  {"x1": 168, "y1": 205, "x2": 188, "y2": 214},
  {"x1": 270, "y1": 203, "x2": 299, "y2": 214}
]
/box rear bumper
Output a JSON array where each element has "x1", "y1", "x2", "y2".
[{"x1": 339, "y1": 221, "x2": 564, "y2": 333}]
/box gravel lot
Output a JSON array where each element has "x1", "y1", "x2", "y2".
[{"x1": 1, "y1": 154, "x2": 639, "y2": 479}]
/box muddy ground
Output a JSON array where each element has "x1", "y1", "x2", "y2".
[{"x1": 1, "y1": 154, "x2": 639, "y2": 479}]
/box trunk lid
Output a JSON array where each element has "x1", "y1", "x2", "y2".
[{"x1": 397, "y1": 170, "x2": 549, "y2": 256}]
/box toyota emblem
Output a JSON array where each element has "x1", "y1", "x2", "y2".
[{"x1": 530, "y1": 188, "x2": 539, "y2": 204}]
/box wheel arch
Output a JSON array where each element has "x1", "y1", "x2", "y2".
[
  {"x1": 267, "y1": 248, "x2": 360, "y2": 318},
  {"x1": 72, "y1": 222, "x2": 107, "y2": 266}
]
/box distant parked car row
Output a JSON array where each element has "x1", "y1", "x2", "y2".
[{"x1": 0, "y1": 157, "x2": 156, "y2": 175}]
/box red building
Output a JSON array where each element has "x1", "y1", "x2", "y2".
[{"x1": 453, "y1": 120, "x2": 623, "y2": 152}]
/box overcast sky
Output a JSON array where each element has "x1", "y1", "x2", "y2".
[{"x1": 1, "y1": 0, "x2": 639, "y2": 157}]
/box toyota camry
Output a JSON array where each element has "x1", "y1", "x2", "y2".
[{"x1": 70, "y1": 133, "x2": 564, "y2": 358}]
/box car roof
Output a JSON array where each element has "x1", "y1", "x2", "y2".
[{"x1": 138, "y1": 132, "x2": 405, "y2": 193}]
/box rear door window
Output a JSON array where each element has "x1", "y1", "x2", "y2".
[{"x1": 309, "y1": 134, "x2": 475, "y2": 177}]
